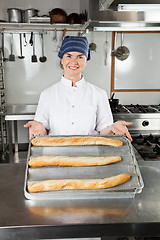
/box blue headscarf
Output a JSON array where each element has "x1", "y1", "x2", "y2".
[{"x1": 58, "y1": 36, "x2": 90, "y2": 61}]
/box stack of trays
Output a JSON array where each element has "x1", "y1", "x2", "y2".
[{"x1": 24, "y1": 135, "x2": 144, "y2": 200}]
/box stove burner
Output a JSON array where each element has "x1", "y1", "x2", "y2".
[
  {"x1": 111, "y1": 103, "x2": 160, "y2": 114},
  {"x1": 145, "y1": 134, "x2": 160, "y2": 144},
  {"x1": 151, "y1": 104, "x2": 160, "y2": 112},
  {"x1": 138, "y1": 147, "x2": 157, "y2": 158},
  {"x1": 132, "y1": 134, "x2": 160, "y2": 160},
  {"x1": 153, "y1": 144, "x2": 160, "y2": 155},
  {"x1": 111, "y1": 103, "x2": 160, "y2": 160},
  {"x1": 110, "y1": 104, "x2": 129, "y2": 113},
  {"x1": 124, "y1": 104, "x2": 158, "y2": 113},
  {"x1": 133, "y1": 134, "x2": 144, "y2": 145}
]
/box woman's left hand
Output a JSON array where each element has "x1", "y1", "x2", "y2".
[{"x1": 109, "y1": 121, "x2": 133, "y2": 141}]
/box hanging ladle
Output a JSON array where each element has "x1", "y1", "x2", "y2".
[
  {"x1": 18, "y1": 33, "x2": 25, "y2": 59},
  {"x1": 112, "y1": 32, "x2": 130, "y2": 61},
  {"x1": 31, "y1": 33, "x2": 38, "y2": 63},
  {"x1": 89, "y1": 31, "x2": 97, "y2": 51},
  {"x1": 39, "y1": 33, "x2": 47, "y2": 63},
  {"x1": 9, "y1": 33, "x2": 15, "y2": 61}
]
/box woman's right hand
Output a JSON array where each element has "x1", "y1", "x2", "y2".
[{"x1": 24, "y1": 120, "x2": 47, "y2": 139}]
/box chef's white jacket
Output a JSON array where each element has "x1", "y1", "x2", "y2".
[{"x1": 34, "y1": 76, "x2": 113, "y2": 135}]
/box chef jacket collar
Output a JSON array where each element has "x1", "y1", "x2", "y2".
[{"x1": 61, "y1": 76, "x2": 85, "y2": 88}]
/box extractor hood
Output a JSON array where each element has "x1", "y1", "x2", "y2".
[{"x1": 82, "y1": 0, "x2": 160, "y2": 31}]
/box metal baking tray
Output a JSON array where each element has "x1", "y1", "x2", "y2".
[{"x1": 24, "y1": 135, "x2": 144, "y2": 200}]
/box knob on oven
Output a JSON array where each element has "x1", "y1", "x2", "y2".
[{"x1": 142, "y1": 120, "x2": 149, "y2": 127}]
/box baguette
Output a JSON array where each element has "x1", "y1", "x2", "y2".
[
  {"x1": 28, "y1": 155, "x2": 121, "y2": 167},
  {"x1": 31, "y1": 136, "x2": 123, "y2": 147},
  {"x1": 28, "y1": 173, "x2": 130, "y2": 193}
]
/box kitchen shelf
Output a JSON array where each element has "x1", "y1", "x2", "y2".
[
  {"x1": 0, "y1": 48, "x2": 6, "y2": 152},
  {"x1": 0, "y1": 22, "x2": 88, "y2": 32}
]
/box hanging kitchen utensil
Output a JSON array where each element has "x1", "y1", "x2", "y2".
[
  {"x1": 29, "y1": 31, "x2": 33, "y2": 46},
  {"x1": 59, "y1": 29, "x2": 67, "y2": 69},
  {"x1": 31, "y1": 33, "x2": 37, "y2": 62},
  {"x1": 1, "y1": 32, "x2": 8, "y2": 61},
  {"x1": 9, "y1": 33, "x2": 15, "y2": 61},
  {"x1": 39, "y1": 33, "x2": 47, "y2": 63},
  {"x1": 89, "y1": 42, "x2": 96, "y2": 51},
  {"x1": 18, "y1": 33, "x2": 25, "y2": 59},
  {"x1": 89, "y1": 31, "x2": 96, "y2": 52},
  {"x1": 23, "y1": 33, "x2": 27, "y2": 46},
  {"x1": 62, "y1": 28, "x2": 66, "y2": 41},
  {"x1": 53, "y1": 29, "x2": 57, "y2": 41},
  {"x1": 112, "y1": 32, "x2": 130, "y2": 61},
  {"x1": 104, "y1": 40, "x2": 108, "y2": 65},
  {"x1": 57, "y1": 28, "x2": 66, "y2": 52},
  {"x1": 59, "y1": 29, "x2": 67, "y2": 68},
  {"x1": 78, "y1": 29, "x2": 86, "y2": 37}
]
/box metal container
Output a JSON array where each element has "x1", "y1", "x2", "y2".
[
  {"x1": 24, "y1": 8, "x2": 39, "y2": 23},
  {"x1": 7, "y1": 8, "x2": 23, "y2": 23},
  {"x1": 24, "y1": 135, "x2": 144, "y2": 200}
]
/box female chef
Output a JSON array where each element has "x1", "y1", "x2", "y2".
[{"x1": 24, "y1": 35, "x2": 132, "y2": 141}]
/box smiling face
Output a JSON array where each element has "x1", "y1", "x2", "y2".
[{"x1": 61, "y1": 52, "x2": 87, "y2": 82}]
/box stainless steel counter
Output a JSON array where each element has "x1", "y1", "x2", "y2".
[
  {"x1": 5, "y1": 105, "x2": 37, "y2": 121},
  {"x1": 5, "y1": 105, "x2": 37, "y2": 161},
  {"x1": 0, "y1": 151, "x2": 160, "y2": 240}
]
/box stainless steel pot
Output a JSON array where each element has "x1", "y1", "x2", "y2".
[
  {"x1": 24, "y1": 8, "x2": 39, "y2": 23},
  {"x1": 7, "y1": 8, "x2": 23, "y2": 23}
]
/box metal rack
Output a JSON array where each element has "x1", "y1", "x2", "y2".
[
  {"x1": 0, "y1": 22, "x2": 88, "y2": 32},
  {"x1": 0, "y1": 48, "x2": 7, "y2": 152}
]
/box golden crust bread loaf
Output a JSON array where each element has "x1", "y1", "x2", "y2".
[
  {"x1": 31, "y1": 136, "x2": 123, "y2": 147},
  {"x1": 28, "y1": 173, "x2": 130, "y2": 193},
  {"x1": 28, "y1": 155, "x2": 121, "y2": 167}
]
